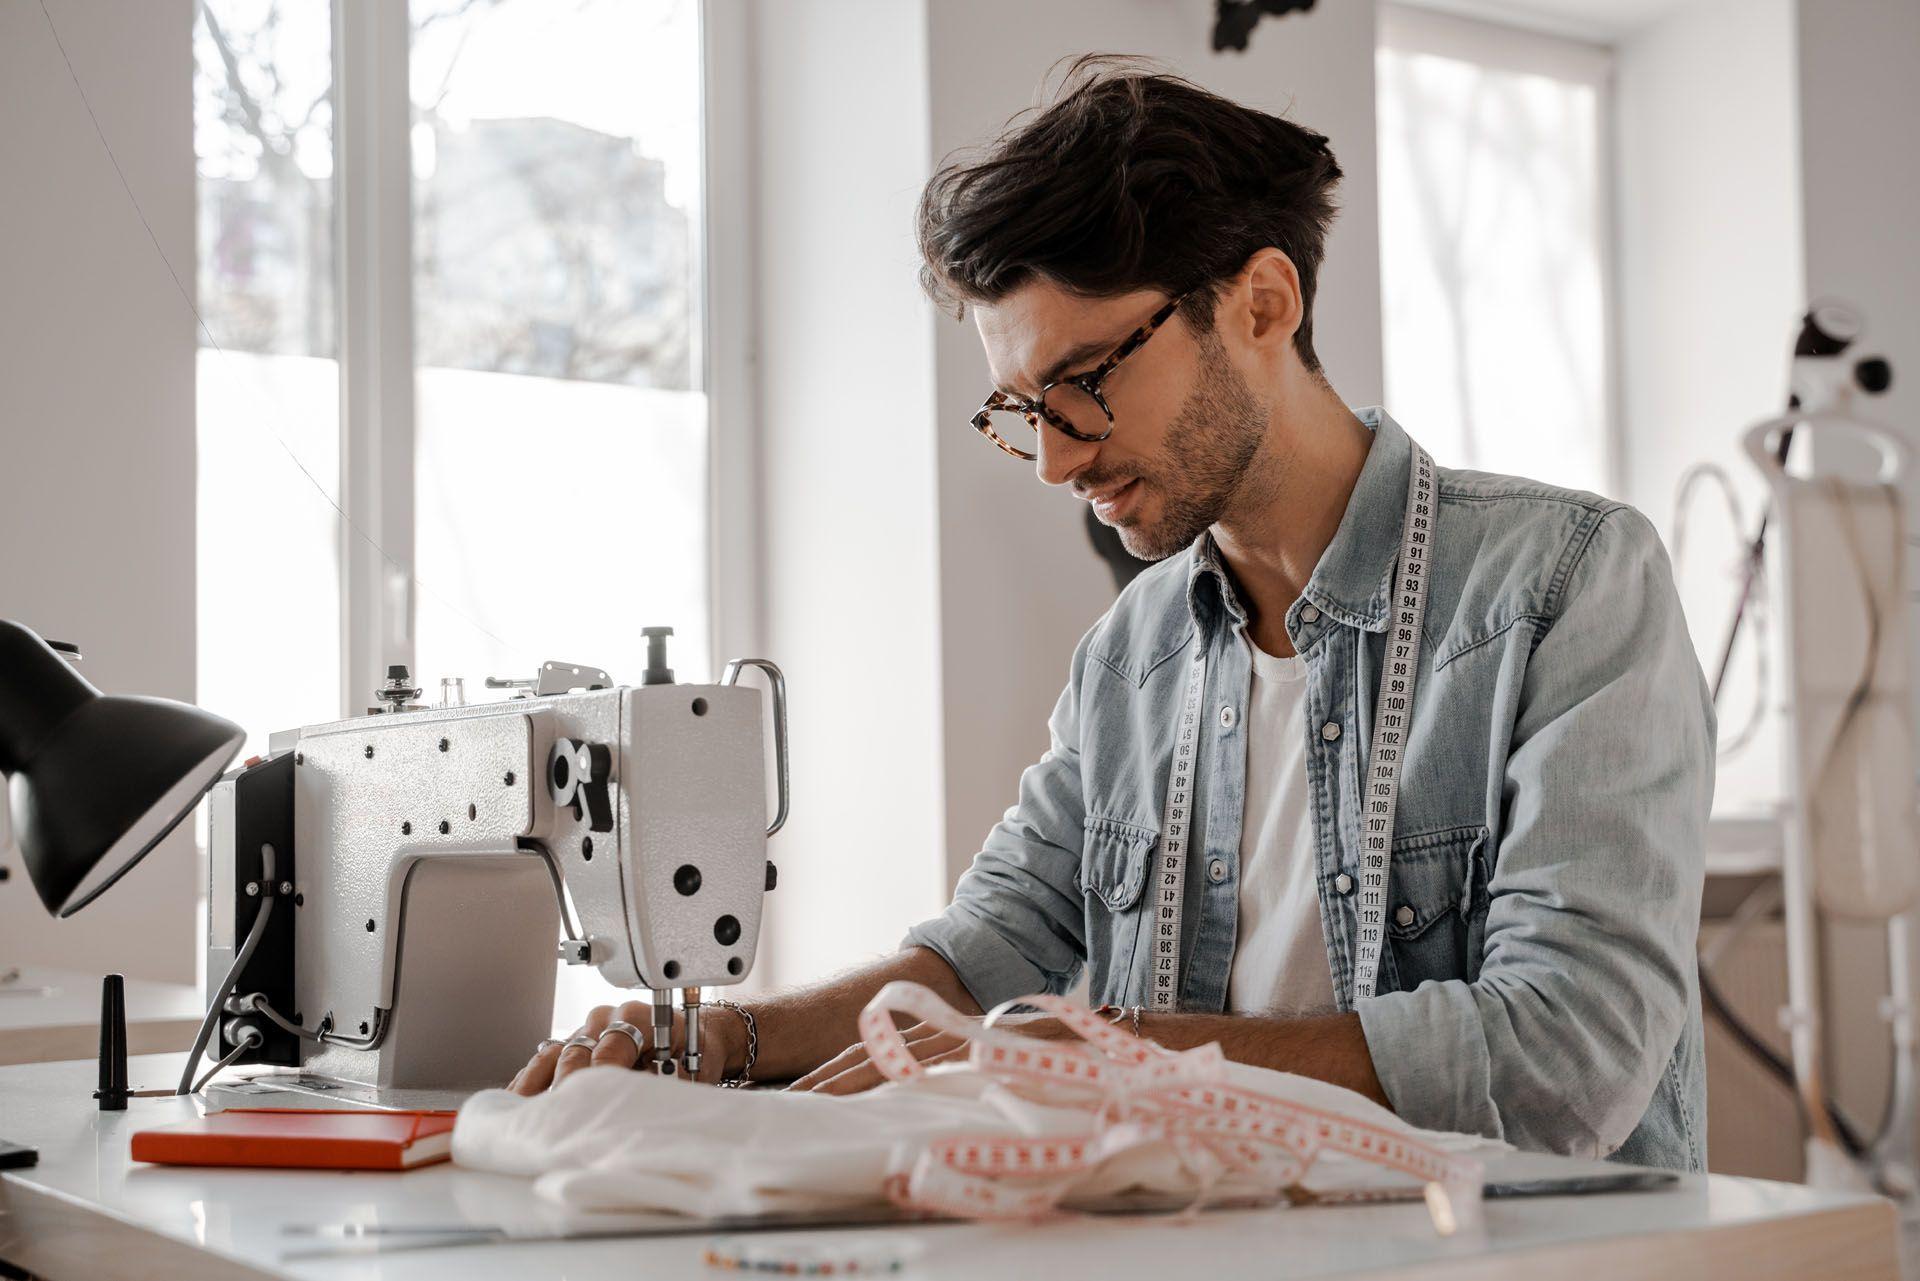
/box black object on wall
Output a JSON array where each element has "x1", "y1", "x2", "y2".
[{"x1": 1213, "y1": 0, "x2": 1318, "y2": 53}]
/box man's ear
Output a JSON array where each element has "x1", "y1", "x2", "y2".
[{"x1": 1233, "y1": 248, "x2": 1304, "y2": 358}]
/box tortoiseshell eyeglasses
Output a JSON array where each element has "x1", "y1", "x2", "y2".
[{"x1": 970, "y1": 292, "x2": 1190, "y2": 461}]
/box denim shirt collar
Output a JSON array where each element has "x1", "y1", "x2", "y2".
[{"x1": 1184, "y1": 406, "x2": 1412, "y2": 637}]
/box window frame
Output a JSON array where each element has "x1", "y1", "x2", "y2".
[
  {"x1": 1376, "y1": 2, "x2": 1624, "y2": 497},
  {"x1": 318, "y1": 0, "x2": 747, "y2": 716}
]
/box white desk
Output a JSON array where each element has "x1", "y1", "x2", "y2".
[
  {"x1": 0, "y1": 1052, "x2": 1899, "y2": 1281},
  {"x1": 0, "y1": 967, "x2": 203, "y2": 1067}
]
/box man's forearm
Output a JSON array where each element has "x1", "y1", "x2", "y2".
[
  {"x1": 1136, "y1": 1009, "x2": 1390, "y2": 1108},
  {"x1": 739, "y1": 946, "x2": 980, "y2": 1082}
]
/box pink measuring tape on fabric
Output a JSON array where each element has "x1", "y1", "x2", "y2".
[{"x1": 856, "y1": 982, "x2": 1481, "y2": 1232}]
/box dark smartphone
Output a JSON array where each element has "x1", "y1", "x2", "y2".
[
  {"x1": 1487, "y1": 1170, "x2": 1679, "y2": 1198},
  {"x1": 0, "y1": 1139, "x2": 39, "y2": 1170}
]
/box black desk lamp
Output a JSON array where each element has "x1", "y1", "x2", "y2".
[{"x1": 0, "y1": 619, "x2": 243, "y2": 917}]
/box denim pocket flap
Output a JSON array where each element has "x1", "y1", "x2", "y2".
[
  {"x1": 1079, "y1": 817, "x2": 1156, "y2": 912},
  {"x1": 1386, "y1": 825, "x2": 1483, "y2": 939}
]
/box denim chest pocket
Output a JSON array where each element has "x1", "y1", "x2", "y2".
[
  {"x1": 1384, "y1": 825, "x2": 1488, "y2": 990},
  {"x1": 1077, "y1": 816, "x2": 1157, "y2": 1005}
]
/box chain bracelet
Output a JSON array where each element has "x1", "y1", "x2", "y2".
[{"x1": 708, "y1": 997, "x2": 757, "y2": 1087}]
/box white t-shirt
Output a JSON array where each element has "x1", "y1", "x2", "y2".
[{"x1": 1225, "y1": 639, "x2": 1338, "y2": 1017}]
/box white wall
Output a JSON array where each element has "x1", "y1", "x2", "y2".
[
  {"x1": 1796, "y1": 0, "x2": 1920, "y2": 671},
  {"x1": 1613, "y1": 0, "x2": 1802, "y2": 815},
  {"x1": 924, "y1": 0, "x2": 1385, "y2": 892},
  {"x1": 748, "y1": 0, "x2": 950, "y2": 984},
  {"x1": 0, "y1": 0, "x2": 199, "y2": 983}
]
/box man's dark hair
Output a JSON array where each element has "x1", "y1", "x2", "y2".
[{"x1": 917, "y1": 56, "x2": 1344, "y2": 374}]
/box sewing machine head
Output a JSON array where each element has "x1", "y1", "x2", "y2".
[{"x1": 203, "y1": 633, "x2": 788, "y2": 1094}]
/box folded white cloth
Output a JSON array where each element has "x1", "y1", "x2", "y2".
[{"x1": 454, "y1": 1053, "x2": 1500, "y2": 1219}]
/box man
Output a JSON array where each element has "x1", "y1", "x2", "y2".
[{"x1": 511, "y1": 62, "x2": 1714, "y2": 1170}]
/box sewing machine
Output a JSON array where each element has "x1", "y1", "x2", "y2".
[{"x1": 198, "y1": 629, "x2": 787, "y2": 1098}]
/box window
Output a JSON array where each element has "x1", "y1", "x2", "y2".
[
  {"x1": 1376, "y1": 5, "x2": 1616, "y2": 495},
  {"x1": 410, "y1": 0, "x2": 711, "y2": 694},
  {"x1": 194, "y1": 0, "x2": 723, "y2": 1022},
  {"x1": 195, "y1": 0, "x2": 712, "y2": 737},
  {"x1": 194, "y1": 0, "x2": 343, "y2": 762}
]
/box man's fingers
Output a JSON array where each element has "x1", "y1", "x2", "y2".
[
  {"x1": 810, "y1": 1056, "x2": 891, "y2": 1095},
  {"x1": 810, "y1": 1038, "x2": 945, "y2": 1097},
  {"x1": 901, "y1": 1030, "x2": 967, "y2": 1064},
  {"x1": 787, "y1": 1042, "x2": 868, "y2": 1092},
  {"x1": 550, "y1": 1040, "x2": 594, "y2": 1087},
  {"x1": 551, "y1": 1004, "x2": 620, "y2": 1088},
  {"x1": 587, "y1": 998, "x2": 656, "y2": 1075},
  {"x1": 509, "y1": 1041, "x2": 564, "y2": 1096},
  {"x1": 794, "y1": 1030, "x2": 968, "y2": 1095}
]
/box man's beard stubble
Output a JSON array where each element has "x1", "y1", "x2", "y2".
[{"x1": 1104, "y1": 330, "x2": 1269, "y2": 562}]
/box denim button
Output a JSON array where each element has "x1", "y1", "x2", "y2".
[
  {"x1": 1219, "y1": 705, "x2": 1236, "y2": 730},
  {"x1": 1208, "y1": 859, "x2": 1228, "y2": 883},
  {"x1": 1394, "y1": 904, "x2": 1416, "y2": 927},
  {"x1": 1334, "y1": 873, "x2": 1353, "y2": 895},
  {"x1": 1320, "y1": 721, "x2": 1341, "y2": 742},
  {"x1": 1300, "y1": 605, "x2": 1321, "y2": 625}
]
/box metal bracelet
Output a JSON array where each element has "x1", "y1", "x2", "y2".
[
  {"x1": 1129, "y1": 1005, "x2": 1143, "y2": 1039},
  {"x1": 708, "y1": 997, "x2": 757, "y2": 1086}
]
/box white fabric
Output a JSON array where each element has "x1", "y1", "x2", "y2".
[
  {"x1": 1227, "y1": 639, "x2": 1338, "y2": 1016},
  {"x1": 453, "y1": 1061, "x2": 1500, "y2": 1219}
]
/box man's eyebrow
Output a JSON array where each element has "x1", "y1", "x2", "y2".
[{"x1": 998, "y1": 336, "x2": 1119, "y2": 396}]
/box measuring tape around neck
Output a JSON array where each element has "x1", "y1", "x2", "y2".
[
  {"x1": 1149, "y1": 650, "x2": 1210, "y2": 1011},
  {"x1": 1148, "y1": 441, "x2": 1437, "y2": 1012}
]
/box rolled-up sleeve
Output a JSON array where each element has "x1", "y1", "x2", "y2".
[
  {"x1": 904, "y1": 625, "x2": 1101, "y2": 1009},
  {"x1": 1356, "y1": 506, "x2": 1713, "y2": 1156}
]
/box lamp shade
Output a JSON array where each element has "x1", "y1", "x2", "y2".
[{"x1": 1, "y1": 620, "x2": 244, "y2": 918}]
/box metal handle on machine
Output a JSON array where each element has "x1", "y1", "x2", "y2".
[
  {"x1": 722, "y1": 658, "x2": 789, "y2": 837},
  {"x1": 1743, "y1": 411, "x2": 1910, "y2": 486}
]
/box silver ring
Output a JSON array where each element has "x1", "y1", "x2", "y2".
[
  {"x1": 600, "y1": 1020, "x2": 646, "y2": 1055},
  {"x1": 561, "y1": 1034, "x2": 597, "y2": 1053},
  {"x1": 536, "y1": 1038, "x2": 564, "y2": 1053}
]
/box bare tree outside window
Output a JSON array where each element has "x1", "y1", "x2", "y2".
[
  {"x1": 191, "y1": 0, "x2": 713, "y2": 1027},
  {"x1": 193, "y1": 0, "x2": 344, "y2": 767},
  {"x1": 193, "y1": 0, "x2": 336, "y2": 358},
  {"x1": 411, "y1": 0, "x2": 695, "y2": 390}
]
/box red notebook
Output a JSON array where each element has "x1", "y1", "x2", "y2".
[{"x1": 131, "y1": 1108, "x2": 458, "y2": 1171}]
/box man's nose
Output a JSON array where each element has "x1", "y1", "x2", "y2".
[{"x1": 1033, "y1": 420, "x2": 1097, "y2": 488}]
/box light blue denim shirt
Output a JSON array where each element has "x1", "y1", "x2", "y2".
[{"x1": 907, "y1": 407, "x2": 1714, "y2": 1170}]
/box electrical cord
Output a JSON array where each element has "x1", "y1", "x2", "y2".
[
  {"x1": 1671, "y1": 463, "x2": 1769, "y2": 760},
  {"x1": 1699, "y1": 962, "x2": 1866, "y2": 1157},
  {"x1": 191, "y1": 1026, "x2": 262, "y2": 1095},
  {"x1": 238, "y1": 992, "x2": 324, "y2": 1042},
  {"x1": 239, "y1": 990, "x2": 390, "y2": 1050},
  {"x1": 176, "y1": 847, "x2": 276, "y2": 1095}
]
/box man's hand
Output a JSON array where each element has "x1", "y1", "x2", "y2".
[
  {"x1": 507, "y1": 1000, "x2": 746, "y2": 1095},
  {"x1": 786, "y1": 1013, "x2": 1076, "y2": 1095}
]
